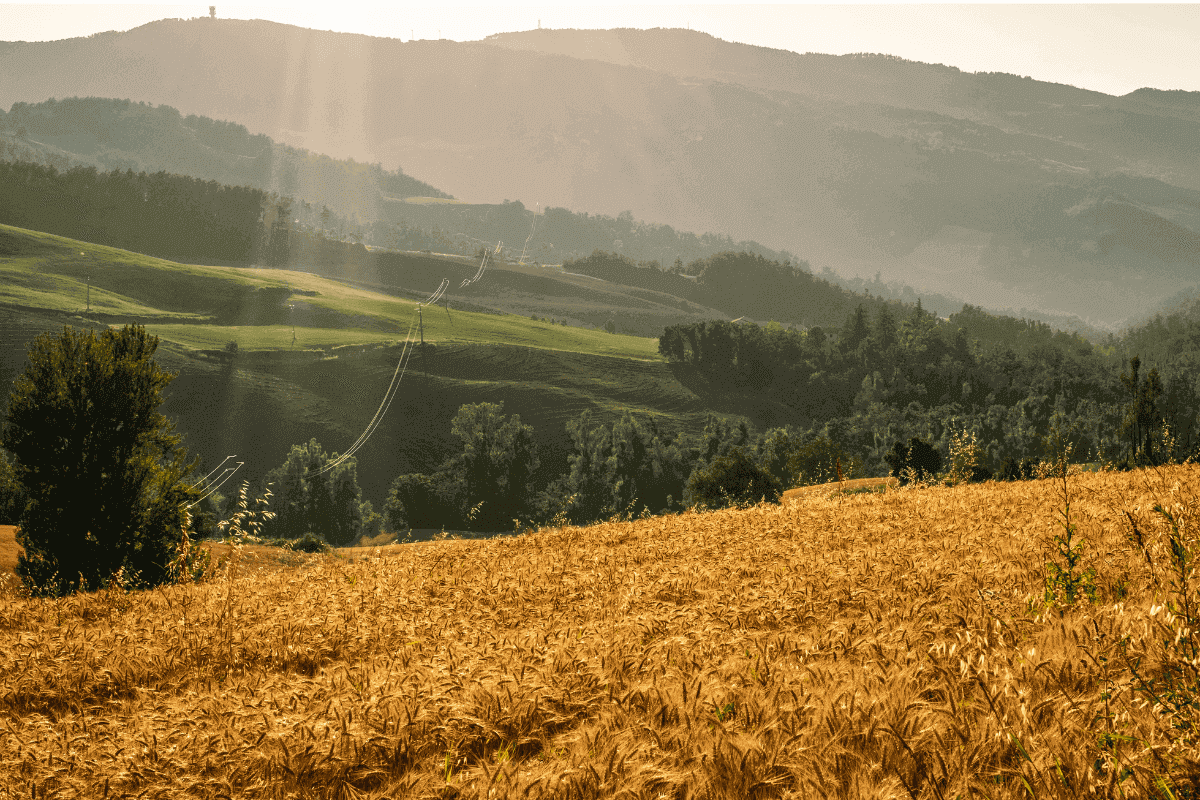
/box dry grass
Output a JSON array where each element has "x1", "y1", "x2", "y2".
[
  {"x1": 782, "y1": 477, "x2": 898, "y2": 502},
  {"x1": 0, "y1": 524, "x2": 19, "y2": 577},
  {"x1": 3, "y1": 466, "x2": 1200, "y2": 798}
]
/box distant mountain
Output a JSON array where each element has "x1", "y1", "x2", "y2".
[
  {"x1": 2, "y1": 19, "x2": 1198, "y2": 328},
  {"x1": 0, "y1": 96, "x2": 451, "y2": 220}
]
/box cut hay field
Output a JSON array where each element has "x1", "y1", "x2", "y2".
[{"x1": 3, "y1": 465, "x2": 1199, "y2": 798}]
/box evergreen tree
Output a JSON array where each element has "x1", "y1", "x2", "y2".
[
  {"x1": 1120, "y1": 356, "x2": 1166, "y2": 466},
  {"x1": 2, "y1": 325, "x2": 197, "y2": 595}
]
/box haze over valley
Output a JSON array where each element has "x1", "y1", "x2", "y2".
[{"x1": 3, "y1": 18, "x2": 1200, "y2": 329}]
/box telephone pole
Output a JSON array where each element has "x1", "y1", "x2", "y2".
[{"x1": 418, "y1": 304, "x2": 424, "y2": 345}]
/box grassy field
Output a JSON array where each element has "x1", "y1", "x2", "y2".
[
  {"x1": 0, "y1": 224, "x2": 661, "y2": 361},
  {"x1": 2, "y1": 465, "x2": 1199, "y2": 798},
  {"x1": 0, "y1": 224, "x2": 728, "y2": 509}
]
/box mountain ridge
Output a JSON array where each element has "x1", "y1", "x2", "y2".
[{"x1": 3, "y1": 18, "x2": 1197, "y2": 329}]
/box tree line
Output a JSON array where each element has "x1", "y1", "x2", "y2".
[
  {"x1": 0, "y1": 159, "x2": 375, "y2": 268},
  {"x1": 3, "y1": 299, "x2": 1196, "y2": 597},
  {"x1": 659, "y1": 300, "x2": 1198, "y2": 473}
]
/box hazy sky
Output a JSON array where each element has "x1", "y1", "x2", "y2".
[{"x1": 2, "y1": 3, "x2": 1199, "y2": 97}]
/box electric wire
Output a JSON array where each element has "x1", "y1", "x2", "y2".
[
  {"x1": 306, "y1": 277, "x2": 448, "y2": 476},
  {"x1": 303, "y1": 240, "x2": 498, "y2": 478},
  {"x1": 305, "y1": 311, "x2": 422, "y2": 477},
  {"x1": 187, "y1": 454, "x2": 236, "y2": 493},
  {"x1": 517, "y1": 205, "x2": 539, "y2": 265},
  {"x1": 461, "y1": 241, "x2": 500, "y2": 288},
  {"x1": 183, "y1": 461, "x2": 244, "y2": 509}
]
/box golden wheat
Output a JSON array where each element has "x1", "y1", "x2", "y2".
[{"x1": 2, "y1": 465, "x2": 1199, "y2": 798}]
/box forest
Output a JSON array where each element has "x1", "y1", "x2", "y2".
[{"x1": 167, "y1": 294, "x2": 1199, "y2": 542}]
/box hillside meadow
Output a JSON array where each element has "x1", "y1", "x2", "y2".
[
  {"x1": 0, "y1": 224, "x2": 660, "y2": 360},
  {"x1": 1, "y1": 223, "x2": 713, "y2": 508},
  {"x1": 2, "y1": 465, "x2": 1199, "y2": 798}
]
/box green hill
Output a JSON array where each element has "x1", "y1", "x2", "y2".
[{"x1": 0, "y1": 224, "x2": 722, "y2": 508}]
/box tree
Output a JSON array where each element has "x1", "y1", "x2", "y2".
[
  {"x1": 383, "y1": 472, "x2": 465, "y2": 531},
  {"x1": 441, "y1": 402, "x2": 539, "y2": 530},
  {"x1": 1120, "y1": 355, "x2": 1165, "y2": 466},
  {"x1": 884, "y1": 437, "x2": 944, "y2": 485},
  {"x1": 0, "y1": 448, "x2": 26, "y2": 525},
  {"x1": 685, "y1": 446, "x2": 781, "y2": 510},
  {"x1": 2, "y1": 325, "x2": 198, "y2": 595},
  {"x1": 786, "y1": 435, "x2": 863, "y2": 487},
  {"x1": 263, "y1": 438, "x2": 374, "y2": 546}
]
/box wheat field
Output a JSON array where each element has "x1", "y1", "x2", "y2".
[{"x1": 2, "y1": 465, "x2": 1199, "y2": 798}]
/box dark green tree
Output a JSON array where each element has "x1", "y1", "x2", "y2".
[
  {"x1": 441, "y1": 402, "x2": 539, "y2": 530},
  {"x1": 0, "y1": 448, "x2": 26, "y2": 525},
  {"x1": 558, "y1": 410, "x2": 616, "y2": 524},
  {"x1": 1120, "y1": 355, "x2": 1165, "y2": 466},
  {"x1": 786, "y1": 435, "x2": 863, "y2": 487},
  {"x1": 884, "y1": 437, "x2": 944, "y2": 485},
  {"x1": 1, "y1": 325, "x2": 198, "y2": 595},
  {"x1": 263, "y1": 439, "x2": 374, "y2": 546},
  {"x1": 841, "y1": 305, "x2": 871, "y2": 355},
  {"x1": 685, "y1": 446, "x2": 781, "y2": 510},
  {"x1": 383, "y1": 472, "x2": 465, "y2": 532}
]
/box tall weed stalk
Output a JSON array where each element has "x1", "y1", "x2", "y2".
[{"x1": 215, "y1": 482, "x2": 274, "y2": 673}]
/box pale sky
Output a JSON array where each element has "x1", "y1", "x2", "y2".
[{"x1": 2, "y1": 3, "x2": 1199, "y2": 97}]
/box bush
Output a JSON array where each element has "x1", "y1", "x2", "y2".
[
  {"x1": 290, "y1": 532, "x2": 332, "y2": 554},
  {"x1": 884, "y1": 437, "x2": 943, "y2": 486},
  {"x1": 999, "y1": 456, "x2": 1038, "y2": 482},
  {"x1": 685, "y1": 446, "x2": 782, "y2": 510},
  {"x1": 785, "y1": 434, "x2": 863, "y2": 487},
  {"x1": 0, "y1": 448, "x2": 26, "y2": 524},
  {"x1": 2, "y1": 325, "x2": 198, "y2": 596}
]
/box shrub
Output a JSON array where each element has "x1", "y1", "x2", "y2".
[
  {"x1": 785, "y1": 435, "x2": 863, "y2": 487},
  {"x1": 0, "y1": 448, "x2": 26, "y2": 525},
  {"x1": 2, "y1": 325, "x2": 198, "y2": 596},
  {"x1": 999, "y1": 456, "x2": 1037, "y2": 481},
  {"x1": 291, "y1": 532, "x2": 331, "y2": 554},
  {"x1": 884, "y1": 437, "x2": 943, "y2": 486},
  {"x1": 685, "y1": 446, "x2": 782, "y2": 510}
]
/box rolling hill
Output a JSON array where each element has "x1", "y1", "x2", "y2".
[{"x1": 0, "y1": 223, "x2": 738, "y2": 509}]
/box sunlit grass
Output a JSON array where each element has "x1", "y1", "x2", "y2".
[{"x1": 1, "y1": 224, "x2": 663, "y2": 361}]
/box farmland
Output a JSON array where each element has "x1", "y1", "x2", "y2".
[
  {"x1": 0, "y1": 224, "x2": 724, "y2": 507},
  {"x1": 2, "y1": 465, "x2": 1198, "y2": 797}
]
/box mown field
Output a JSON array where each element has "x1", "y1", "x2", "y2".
[{"x1": 3, "y1": 465, "x2": 1199, "y2": 798}]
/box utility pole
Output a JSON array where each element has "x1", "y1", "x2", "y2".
[{"x1": 418, "y1": 304, "x2": 424, "y2": 345}]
